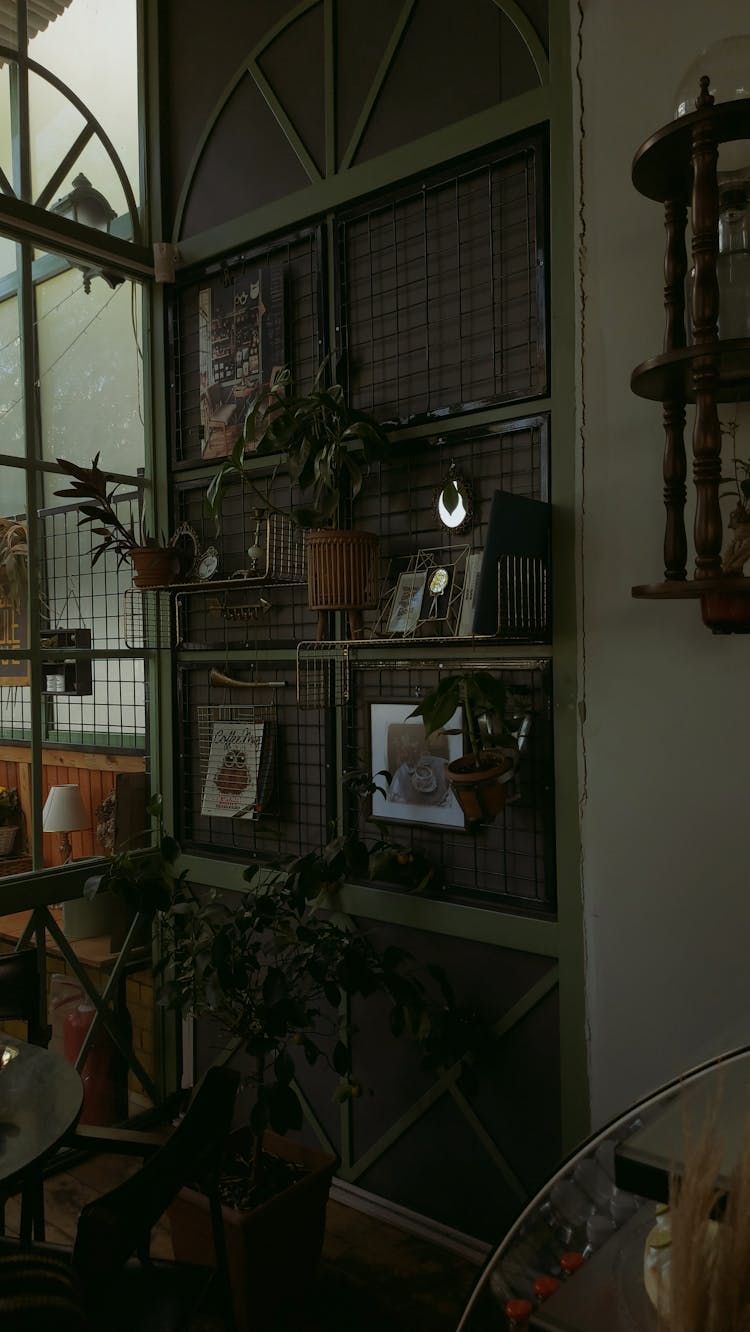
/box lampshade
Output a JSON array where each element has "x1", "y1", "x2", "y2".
[{"x1": 42, "y1": 784, "x2": 89, "y2": 834}]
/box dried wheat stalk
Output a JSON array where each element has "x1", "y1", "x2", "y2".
[{"x1": 665, "y1": 1099, "x2": 750, "y2": 1332}]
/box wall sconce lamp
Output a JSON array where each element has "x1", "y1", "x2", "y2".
[
  {"x1": 50, "y1": 172, "x2": 123, "y2": 293},
  {"x1": 51, "y1": 171, "x2": 116, "y2": 232},
  {"x1": 42, "y1": 784, "x2": 89, "y2": 864}
]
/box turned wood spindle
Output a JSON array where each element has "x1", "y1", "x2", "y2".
[
  {"x1": 690, "y1": 77, "x2": 723, "y2": 579},
  {"x1": 662, "y1": 197, "x2": 688, "y2": 579}
]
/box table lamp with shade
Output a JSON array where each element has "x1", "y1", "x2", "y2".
[{"x1": 42, "y1": 784, "x2": 89, "y2": 863}]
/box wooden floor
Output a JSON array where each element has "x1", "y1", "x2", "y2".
[{"x1": 5, "y1": 1155, "x2": 480, "y2": 1331}]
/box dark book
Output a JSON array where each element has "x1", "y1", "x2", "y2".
[
  {"x1": 472, "y1": 490, "x2": 550, "y2": 637},
  {"x1": 254, "y1": 723, "x2": 277, "y2": 816}
]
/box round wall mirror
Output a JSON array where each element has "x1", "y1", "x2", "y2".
[{"x1": 435, "y1": 471, "x2": 473, "y2": 534}]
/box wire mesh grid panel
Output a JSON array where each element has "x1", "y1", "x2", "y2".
[
  {"x1": 173, "y1": 478, "x2": 315, "y2": 649},
  {"x1": 346, "y1": 660, "x2": 555, "y2": 914},
  {"x1": 345, "y1": 415, "x2": 548, "y2": 643},
  {"x1": 0, "y1": 686, "x2": 32, "y2": 741},
  {"x1": 296, "y1": 642, "x2": 351, "y2": 708},
  {"x1": 45, "y1": 659, "x2": 148, "y2": 749},
  {"x1": 337, "y1": 132, "x2": 547, "y2": 425},
  {"x1": 178, "y1": 663, "x2": 330, "y2": 860},
  {"x1": 41, "y1": 492, "x2": 144, "y2": 654},
  {"x1": 0, "y1": 488, "x2": 148, "y2": 749},
  {"x1": 122, "y1": 589, "x2": 175, "y2": 651},
  {"x1": 358, "y1": 416, "x2": 546, "y2": 548},
  {"x1": 171, "y1": 228, "x2": 324, "y2": 466}
]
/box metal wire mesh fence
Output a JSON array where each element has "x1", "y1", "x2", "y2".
[{"x1": 337, "y1": 134, "x2": 547, "y2": 424}]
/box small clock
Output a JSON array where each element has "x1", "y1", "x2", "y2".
[{"x1": 196, "y1": 546, "x2": 220, "y2": 581}]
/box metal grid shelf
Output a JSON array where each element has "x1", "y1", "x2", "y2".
[{"x1": 297, "y1": 638, "x2": 551, "y2": 707}]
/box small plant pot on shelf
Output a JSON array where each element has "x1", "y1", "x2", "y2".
[
  {"x1": 305, "y1": 528, "x2": 379, "y2": 640},
  {"x1": 447, "y1": 751, "x2": 515, "y2": 823},
  {"x1": 169, "y1": 1128, "x2": 337, "y2": 1332},
  {"x1": 129, "y1": 546, "x2": 180, "y2": 589},
  {"x1": 0, "y1": 826, "x2": 18, "y2": 856}
]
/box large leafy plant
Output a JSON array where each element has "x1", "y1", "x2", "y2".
[
  {"x1": 158, "y1": 853, "x2": 493, "y2": 1196},
  {"x1": 0, "y1": 785, "x2": 20, "y2": 827},
  {"x1": 206, "y1": 364, "x2": 391, "y2": 531}
]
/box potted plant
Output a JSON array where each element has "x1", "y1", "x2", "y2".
[
  {"x1": 409, "y1": 671, "x2": 522, "y2": 823},
  {"x1": 340, "y1": 767, "x2": 444, "y2": 894},
  {"x1": 0, "y1": 785, "x2": 21, "y2": 857},
  {"x1": 157, "y1": 846, "x2": 491, "y2": 1329},
  {"x1": 81, "y1": 792, "x2": 179, "y2": 948},
  {"x1": 206, "y1": 364, "x2": 391, "y2": 639},
  {"x1": 0, "y1": 518, "x2": 28, "y2": 606},
  {"x1": 54, "y1": 454, "x2": 179, "y2": 588}
]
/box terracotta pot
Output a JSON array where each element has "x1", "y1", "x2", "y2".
[
  {"x1": 447, "y1": 751, "x2": 515, "y2": 823},
  {"x1": 305, "y1": 528, "x2": 379, "y2": 635},
  {"x1": 128, "y1": 545, "x2": 180, "y2": 589},
  {"x1": 701, "y1": 590, "x2": 750, "y2": 634},
  {"x1": 169, "y1": 1128, "x2": 336, "y2": 1331}
]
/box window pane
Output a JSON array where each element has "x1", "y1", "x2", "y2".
[
  {"x1": 0, "y1": 227, "x2": 16, "y2": 280},
  {"x1": 36, "y1": 264, "x2": 145, "y2": 469},
  {"x1": 28, "y1": 0, "x2": 140, "y2": 215},
  {"x1": 0, "y1": 290, "x2": 24, "y2": 458},
  {"x1": 40, "y1": 468, "x2": 141, "y2": 652},
  {"x1": 0, "y1": 63, "x2": 13, "y2": 196},
  {"x1": 46, "y1": 658, "x2": 146, "y2": 749},
  {"x1": 0, "y1": 463, "x2": 29, "y2": 740}
]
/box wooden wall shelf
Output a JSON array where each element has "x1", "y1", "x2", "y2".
[
  {"x1": 631, "y1": 341, "x2": 750, "y2": 402},
  {"x1": 632, "y1": 577, "x2": 750, "y2": 599},
  {"x1": 630, "y1": 80, "x2": 750, "y2": 631},
  {"x1": 632, "y1": 97, "x2": 750, "y2": 201}
]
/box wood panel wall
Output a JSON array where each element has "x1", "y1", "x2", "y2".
[{"x1": 0, "y1": 748, "x2": 146, "y2": 866}]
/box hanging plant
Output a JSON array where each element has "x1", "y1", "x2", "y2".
[{"x1": 0, "y1": 519, "x2": 28, "y2": 603}]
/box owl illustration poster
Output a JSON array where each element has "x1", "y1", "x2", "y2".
[{"x1": 201, "y1": 722, "x2": 265, "y2": 818}]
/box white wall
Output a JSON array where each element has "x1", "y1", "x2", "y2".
[{"x1": 576, "y1": 0, "x2": 750, "y2": 1126}]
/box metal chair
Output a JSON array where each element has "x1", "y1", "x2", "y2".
[
  {"x1": 0, "y1": 1250, "x2": 91, "y2": 1329},
  {"x1": 0, "y1": 948, "x2": 49, "y2": 1048},
  {"x1": 0, "y1": 1064, "x2": 240, "y2": 1332}
]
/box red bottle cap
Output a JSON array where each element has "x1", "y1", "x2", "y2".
[
  {"x1": 535, "y1": 1275, "x2": 562, "y2": 1301},
  {"x1": 505, "y1": 1298, "x2": 533, "y2": 1325},
  {"x1": 560, "y1": 1251, "x2": 586, "y2": 1275}
]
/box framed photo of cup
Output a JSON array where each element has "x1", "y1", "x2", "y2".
[{"x1": 369, "y1": 702, "x2": 464, "y2": 830}]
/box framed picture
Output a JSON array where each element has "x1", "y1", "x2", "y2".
[
  {"x1": 372, "y1": 547, "x2": 470, "y2": 638},
  {"x1": 200, "y1": 720, "x2": 266, "y2": 820},
  {"x1": 386, "y1": 570, "x2": 427, "y2": 634},
  {"x1": 198, "y1": 263, "x2": 285, "y2": 461},
  {"x1": 370, "y1": 702, "x2": 464, "y2": 830}
]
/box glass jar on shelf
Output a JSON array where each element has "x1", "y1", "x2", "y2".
[{"x1": 717, "y1": 179, "x2": 750, "y2": 339}]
